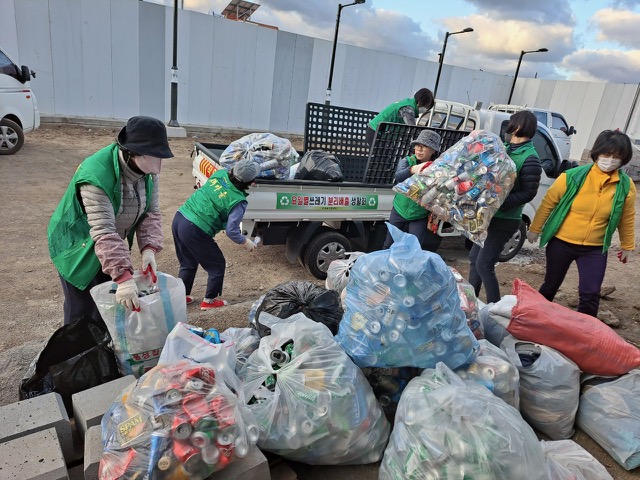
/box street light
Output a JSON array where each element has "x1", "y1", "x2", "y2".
[
  {"x1": 325, "y1": 0, "x2": 365, "y2": 105},
  {"x1": 508, "y1": 48, "x2": 548, "y2": 104},
  {"x1": 168, "y1": 0, "x2": 179, "y2": 127},
  {"x1": 433, "y1": 27, "x2": 473, "y2": 98}
]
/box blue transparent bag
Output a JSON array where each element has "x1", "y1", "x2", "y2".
[{"x1": 335, "y1": 224, "x2": 479, "y2": 368}]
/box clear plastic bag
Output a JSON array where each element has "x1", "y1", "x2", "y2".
[
  {"x1": 393, "y1": 130, "x2": 516, "y2": 246},
  {"x1": 501, "y1": 337, "x2": 580, "y2": 440},
  {"x1": 478, "y1": 296, "x2": 516, "y2": 347},
  {"x1": 361, "y1": 366, "x2": 421, "y2": 418},
  {"x1": 98, "y1": 361, "x2": 259, "y2": 479},
  {"x1": 325, "y1": 251, "x2": 365, "y2": 295},
  {"x1": 335, "y1": 224, "x2": 479, "y2": 369},
  {"x1": 219, "y1": 132, "x2": 299, "y2": 180},
  {"x1": 220, "y1": 327, "x2": 261, "y2": 374},
  {"x1": 294, "y1": 150, "x2": 344, "y2": 181},
  {"x1": 449, "y1": 267, "x2": 483, "y2": 339},
  {"x1": 455, "y1": 339, "x2": 520, "y2": 409},
  {"x1": 576, "y1": 369, "x2": 640, "y2": 470},
  {"x1": 379, "y1": 362, "x2": 546, "y2": 480},
  {"x1": 541, "y1": 440, "x2": 613, "y2": 480},
  {"x1": 239, "y1": 316, "x2": 390, "y2": 465},
  {"x1": 91, "y1": 271, "x2": 187, "y2": 377}
]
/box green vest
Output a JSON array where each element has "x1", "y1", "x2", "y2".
[
  {"x1": 369, "y1": 97, "x2": 418, "y2": 132},
  {"x1": 393, "y1": 155, "x2": 430, "y2": 220},
  {"x1": 493, "y1": 141, "x2": 539, "y2": 220},
  {"x1": 539, "y1": 164, "x2": 630, "y2": 252},
  {"x1": 47, "y1": 144, "x2": 154, "y2": 290},
  {"x1": 179, "y1": 170, "x2": 248, "y2": 237}
]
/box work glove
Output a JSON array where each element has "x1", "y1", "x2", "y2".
[
  {"x1": 116, "y1": 279, "x2": 140, "y2": 311},
  {"x1": 141, "y1": 249, "x2": 157, "y2": 283},
  {"x1": 617, "y1": 250, "x2": 632, "y2": 264},
  {"x1": 242, "y1": 238, "x2": 257, "y2": 252},
  {"x1": 527, "y1": 230, "x2": 540, "y2": 244}
]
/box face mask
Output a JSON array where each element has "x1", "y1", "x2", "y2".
[
  {"x1": 596, "y1": 156, "x2": 621, "y2": 172},
  {"x1": 135, "y1": 155, "x2": 162, "y2": 174}
]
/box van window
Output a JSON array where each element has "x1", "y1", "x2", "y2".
[
  {"x1": 428, "y1": 112, "x2": 476, "y2": 131},
  {"x1": 533, "y1": 111, "x2": 547, "y2": 125},
  {"x1": 551, "y1": 113, "x2": 569, "y2": 131},
  {"x1": 0, "y1": 50, "x2": 20, "y2": 80}
]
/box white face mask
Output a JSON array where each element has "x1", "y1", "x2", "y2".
[
  {"x1": 596, "y1": 156, "x2": 622, "y2": 172},
  {"x1": 135, "y1": 155, "x2": 162, "y2": 174},
  {"x1": 418, "y1": 106, "x2": 428, "y2": 114}
]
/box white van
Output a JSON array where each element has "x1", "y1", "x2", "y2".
[
  {"x1": 0, "y1": 47, "x2": 40, "y2": 155},
  {"x1": 488, "y1": 104, "x2": 576, "y2": 160}
]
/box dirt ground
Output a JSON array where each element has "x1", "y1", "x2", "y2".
[{"x1": 1, "y1": 123, "x2": 639, "y2": 479}]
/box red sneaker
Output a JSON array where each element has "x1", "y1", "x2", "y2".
[
  {"x1": 186, "y1": 295, "x2": 195, "y2": 305},
  {"x1": 200, "y1": 298, "x2": 228, "y2": 310}
]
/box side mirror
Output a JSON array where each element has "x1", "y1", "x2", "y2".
[
  {"x1": 20, "y1": 65, "x2": 31, "y2": 83},
  {"x1": 567, "y1": 126, "x2": 576, "y2": 136}
]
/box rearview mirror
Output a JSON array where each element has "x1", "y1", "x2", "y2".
[
  {"x1": 567, "y1": 126, "x2": 576, "y2": 136},
  {"x1": 20, "y1": 65, "x2": 31, "y2": 83}
]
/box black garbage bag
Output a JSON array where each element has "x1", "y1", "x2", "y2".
[
  {"x1": 294, "y1": 150, "x2": 344, "y2": 182},
  {"x1": 19, "y1": 318, "x2": 121, "y2": 415},
  {"x1": 253, "y1": 281, "x2": 343, "y2": 337}
]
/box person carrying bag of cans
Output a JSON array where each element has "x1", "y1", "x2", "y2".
[
  {"x1": 172, "y1": 158, "x2": 261, "y2": 310},
  {"x1": 48, "y1": 116, "x2": 174, "y2": 326},
  {"x1": 384, "y1": 129, "x2": 443, "y2": 252}
]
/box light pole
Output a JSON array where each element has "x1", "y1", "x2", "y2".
[
  {"x1": 325, "y1": 0, "x2": 365, "y2": 105},
  {"x1": 508, "y1": 48, "x2": 548, "y2": 104},
  {"x1": 168, "y1": 0, "x2": 179, "y2": 127},
  {"x1": 433, "y1": 27, "x2": 473, "y2": 99}
]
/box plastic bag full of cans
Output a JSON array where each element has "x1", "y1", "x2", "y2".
[
  {"x1": 98, "y1": 361, "x2": 259, "y2": 480},
  {"x1": 393, "y1": 130, "x2": 516, "y2": 246},
  {"x1": 239, "y1": 315, "x2": 390, "y2": 465},
  {"x1": 335, "y1": 224, "x2": 479, "y2": 369},
  {"x1": 219, "y1": 132, "x2": 299, "y2": 180},
  {"x1": 379, "y1": 363, "x2": 547, "y2": 480},
  {"x1": 449, "y1": 267, "x2": 484, "y2": 340}
]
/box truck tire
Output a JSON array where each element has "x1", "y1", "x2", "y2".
[
  {"x1": 0, "y1": 118, "x2": 25, "y2": 155},
  {"x1": 303, "y1": 231, "x2": 351, "y2": 280},
  {"x1": 498, "y1": 221, "x2": 526, "y2": 262}
]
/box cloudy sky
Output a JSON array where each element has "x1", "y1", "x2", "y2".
[{"x1": 156, "y1": 0, "x2": 640, "y2": 84}]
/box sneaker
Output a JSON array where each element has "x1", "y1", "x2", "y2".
[
  {"x1": 200, "y1": 298, "x2": 228, "y2": 310},
  {"x1": 186, "y1": 295, "x2": 195, "y2": 305}
]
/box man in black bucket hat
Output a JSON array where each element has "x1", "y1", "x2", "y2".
[{"x1": 48, "y1": 116, "x2": 173, "y2": 326}]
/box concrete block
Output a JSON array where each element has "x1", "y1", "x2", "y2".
[
  {"x1": 67, "y1": 464, "x2": 84, "y2": 480},
  {"x1": 0, "y1": 427, "x2": 68, "y2": 480},
  {"x1": 0, "y1": 392, "x2": 73, "y2": 462},
  {"x1": 72, "y1": 375, "x2": 135, "y2": 438},
  {"x1": 83, "y1": 426, "x2": 102, "y2": 480},
  {"x1": 207, "y1": 446, "x2": 270, "y2": 480},
  {"x1": 166, "y1": 125, "x2": 187, "y2": 138}
]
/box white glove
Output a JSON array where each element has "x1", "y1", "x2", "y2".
[
  {"x1": 527, "y1": 230, "x2": 540, "y2": 244},
  {"x1": 617, "y1": 250, "x2": 631, "y2": 264},
  {"x1": 141, "y1": 249, "x2": 157, "y2": 283},
  {"x1": 242, "y1": 238, "x2": 257, "y2": 252},
  {"x1": 116, "y1": 279, "x2": 140, "y2": 311}
]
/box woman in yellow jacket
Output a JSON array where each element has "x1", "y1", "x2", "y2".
[{"x1": 527, "y1": 130, "x2": 636, "y2": 317}]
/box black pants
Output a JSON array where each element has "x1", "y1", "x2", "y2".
[
  {"x1": 383, "y1": 207, "x2": 442, "y2": 252},
  {"x1": 172, "y1": 211, "x2": 226, "y2": 300},
  {"x1": 59, "y1": 271, "x2": 110, "y2": 326},
  {"x1": 468, "y1": 217, "x2": 521, "y2": 303}
]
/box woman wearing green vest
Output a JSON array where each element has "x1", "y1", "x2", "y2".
[
  {"x1": 366, "y1": 88, "x2": 435, "y2": 146},
  {"x1": 528, "y1": 130, "x2": 636, "y2": 318},
  {"x1": 468, "y1": 111, "x2": 542, "y2": 303},
  {"x1": 47, "y1": 116, "x2": 174, "y2": 325},
  {"x1": 383, "y1": 129, "x2": 443, "y2": 251},
  {"x1": 172, "y1": 158, "x2": 261, "y2": 310}
]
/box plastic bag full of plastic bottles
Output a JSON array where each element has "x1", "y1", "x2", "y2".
[
  {"x1": 393, "y1": 130, "x2": 516, "y2": 246},
  {"x1": 239, "y1": 315, "x2": 390, "y2": 465},
  {"x1": 379, "y1": 362, "x2": 547, "y2": 480},
  {"x1": 98, "y1": 361, "x2": 259, "y2": 480},
  {"x1": 335, "y1": 224, "x2": 479, "y2": 369},
  {"x1": 219, "y1": 132, "x2": 299, "y2": 180}
]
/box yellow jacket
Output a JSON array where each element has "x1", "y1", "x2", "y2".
[{"x1": 530, "y1": 166, "x2": 636, "y2": 250}]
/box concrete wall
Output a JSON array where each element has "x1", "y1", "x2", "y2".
[{"x1": 1, "y1": 0, "x2": 639, "y2": 161}]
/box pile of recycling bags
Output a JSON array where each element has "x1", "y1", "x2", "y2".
[{"x1": 393, "y1": 129, "x2": 516, "y2": 245}]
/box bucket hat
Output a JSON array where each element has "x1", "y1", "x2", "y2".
[
  {"x1": 410, "y1": 129, "x2": 441, "y2": 152},
  {"x1": 232, "y1": 159, "x2": 261, "y2": 183},
  {"x1": 117, "y1": 116, "x2": 174, "y2": 158}
]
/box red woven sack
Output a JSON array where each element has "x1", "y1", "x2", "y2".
[{"x1": 508, "y1": 279, "x2": 640, "y2": 376}]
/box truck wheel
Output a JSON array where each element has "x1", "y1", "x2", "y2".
[
  {"x1": 303, "y1": 231, "x2": 351, "y2": 280},
  {"x1": 0, "y1": 119, "x2": 25, "y2": 155},
  {"x1": 498, "y1": 221, "x2": 526, "y2": 262}
]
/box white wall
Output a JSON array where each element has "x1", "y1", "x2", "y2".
[{"x1": 2, "y1": 0, "x2": 639, "y2": 160}]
